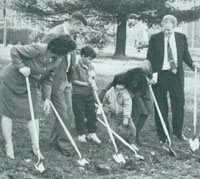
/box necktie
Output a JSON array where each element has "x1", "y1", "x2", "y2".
[{"x1": 167, "y1": 38, "x2": 177, "y2": 74}]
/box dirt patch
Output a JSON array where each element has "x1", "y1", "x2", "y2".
[{"x1": 0, "y1": 58, "x2": 200, "y2": 179}]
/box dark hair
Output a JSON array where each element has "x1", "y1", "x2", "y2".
[
  {"x1": 70, "y1": 11, "x2": 87, "y2": 26},
  {"x1": 47, "y1": 35, "x2": 76, "y2": 56},
  {"x1": 80, "y1": 46, "x2": 96, "y2": 59},
  {"x1": 112, "y1": 74, "x2": 126, "y2": 87},
  {"x1": 125, "y1": 68, "x2": 148, "y2": 96}
]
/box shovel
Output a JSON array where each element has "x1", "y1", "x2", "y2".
[
  {"x1": 26, "y1": 77, "x2": 45, "y2": 173},
  {"x1": 94, "y1": 90, "x2": 126, "y2": 164},
  {"x1": 189, "y1": 66, "x2": 200, "y2": 152},
  {"x1": 97, "y1": 117, "x2": 144, "y2": 160},
  {"x1": 49, "y1": 101, "x2": 89, "y2": 166},
  {"x1": 149, "y1": 84, "x2": 177, "y2": 158}
]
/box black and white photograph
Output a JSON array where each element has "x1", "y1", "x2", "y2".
[{"x1": 0, "y1": 0, "x2": 200, "y2": 178}]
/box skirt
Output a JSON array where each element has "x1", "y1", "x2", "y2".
[
  {"x1": 0, "y1": 65, "x2": 38, "y2": 120},
  {"x1": 131, "y1": 90, "x2": 154, "y2": 117}
]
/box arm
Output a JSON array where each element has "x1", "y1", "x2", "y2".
[
  {"x1": 10, "y1": 44, "x2": 40, "y2": 70},
  {"x1": 72, "y1": 80, "x2": 88, "y2": 86},
  {"x1": 41, "y1": 68, "x2": 55, "y2": 100},
  {"x1": 102, "y1": 92, "x2": 112, "y2": 117},
  {"x1": 182, "y1": 35, "x2": 194, "y2": 70},
  {"x1": 122, "y1": 90, "x2": 132, "y2": 121},
  {"x1": 146, "y1": 35, "x2": 158, "y2": 83},
  {"x1": 146, "y1": 35, "x2": 155, "y2": 71},
  {"x1": 99, "y1": 82, "x2": 112, "y2": 102}
]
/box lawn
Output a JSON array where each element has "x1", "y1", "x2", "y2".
[{"x1": 0, "y1": 55, "x2": 200, "y2": 179}]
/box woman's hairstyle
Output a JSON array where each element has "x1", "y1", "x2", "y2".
[
  {"x1": 125, "y1": 68, "x2": 148, "y2": 95},
  {"x1": 112, "y1": 74, "x2": 126, "y2": 87},
  {"x1": 80, "y1": 46, "x2": 96, "y2": 59},
  {"x1": 47, "y1": 35, "x2": 76, "y2": 56}
]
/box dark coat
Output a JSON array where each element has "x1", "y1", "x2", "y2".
[
  {"x1": 42, "y1": 25, "x2": 76, "y2": 93},
  {"x1": 147, "y1": 31, "x2": 194, "y2": 88}
]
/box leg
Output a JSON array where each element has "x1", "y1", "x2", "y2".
[
  {"x1": 85, "y1": 95, "x2": 101, "y2": 143},
  {"x1": 50, "y1": 90, "x2": 72, "y2": 155},
  {"x1": 27, "y1": 119, "x2": 44, "y2": 159},
  {"x1": 169, "y1": 73, "x2": 185, "y2": 137},
  {"x1": 64, "y1": 86, "x2": 75, "y2": 128},
  {"x1": 127, "y1": 118, "x2": 137, "y2": 143},
  {"x1": 135, "y1": 114, "x2": 148, "y2": 145},
  {"x1": 85, "y1": 95, "x2": 97, "y2": 134},
  {"x1": 1, "y1": 115, "x2": 14, "y2": 159},
  {"x1": 72, "y1": 95, "x2": 86, "y2": 135},
  {"x1": 152, "y1": 71, "x2": 170, "y2": 142}
]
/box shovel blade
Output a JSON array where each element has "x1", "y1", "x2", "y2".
[
  {"x1": 35, "y1": 160, "x2": 45, "y2": 173},
  {"x1": 77, "y1": 158, "x2": 89, "y2": 166},
  {"x1": 135, "y1": 153, "x2": 144, "y2": 160},
  {"x1": 163, "y1": 146, "x2": 177, "y2": 158},
  {"x1": 169, "y1": 148, "x2": 177, "y2": 158},
  {"x1": 112, "y1": 153, "x2": 126, "y2": 164},
  {"x1": 189, "y1": 138, "x2": 200, "y2": 152}
]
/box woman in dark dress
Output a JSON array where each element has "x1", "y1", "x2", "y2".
[{"x1": 1, "y1": 35, "x2": 76, "y2": 159}]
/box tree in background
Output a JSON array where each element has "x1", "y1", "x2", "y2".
[{"x1": 8, "y1": 0, "x2": 200, "y2": 56}]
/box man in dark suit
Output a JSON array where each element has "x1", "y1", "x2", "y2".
[
  {"x1": 43, "y1": 12, "x2": 87, "y2": 156},
  {"x1": 147, "y1": 14, "x2": 199, "y2": 143}
]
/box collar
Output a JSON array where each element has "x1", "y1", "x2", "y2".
[
  {"x1": 79, "y1": 59, "x2": 90, "y2": 70},
  {"x1": 164, "y1": 32, "x2": 175, "y2": 40}
]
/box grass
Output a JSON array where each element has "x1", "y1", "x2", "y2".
[{"x1": 0, "y1": 57, "x2": 200, "y2": 179}]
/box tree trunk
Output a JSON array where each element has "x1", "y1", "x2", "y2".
[{"x1": 114, "y1": 14, "x2": 127, "y2": 57}]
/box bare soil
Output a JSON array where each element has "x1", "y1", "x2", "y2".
[{"x1": 0, "y1": 58, "x2": 200, "y2": 179}]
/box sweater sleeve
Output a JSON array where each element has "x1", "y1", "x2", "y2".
[
  {"x1": 41, "y1": 69, "x2": 54, "y2": 100},
  {"x1": 102, "y1": 91, "x2": 112, "y2": 116},
  {"x1": 10, "y1": 44, "x2": 40, "y2": 69}
]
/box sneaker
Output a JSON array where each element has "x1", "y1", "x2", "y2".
[
  {"x1": 88, "y1": 133, "x2": 101, "y2": 144},
  {"x1": 78, "y1": 134, "x2": 87, "y2": 143}
]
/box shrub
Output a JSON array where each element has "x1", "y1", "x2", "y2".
[{"x1": 0, "y1": 28, "x2": 35, "y2": 45}]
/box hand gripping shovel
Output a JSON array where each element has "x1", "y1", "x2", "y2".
[
  {"x1": 149, "y1": 84, "x2": 177, "y2": 158},
  {"x1": 94, "y1": 90, "x2": 126, "y2": 164},
  {"x1": 189, "y1": 66, "x2": 200, "y2": 152},
  {"x1": 97, "y1": 117, "x2": 144, "y2": 160},
  {"x1": 49, "y1": 101, "x2": 89, "y2": 166},
  {"x1": 26, "y1": 77, "x2": 45, "y2": 173}
]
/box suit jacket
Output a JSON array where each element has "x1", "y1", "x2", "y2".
[
  {"x1": 147, "y1": 31, "x2": 194, "y2": 87},
  {"x1": 43, "y1": 24, "x2": 76, "y2": 93}
]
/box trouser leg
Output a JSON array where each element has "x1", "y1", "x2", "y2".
[
  {"x1": 153, "y1": 71, "x2": 170, "y2": 141},
  {"x1": 50, "y1": 90, "x2": 71, "y2": 150},
  {"x1": 72, "y1": 95, "x2": 87, "y2": 135},
  {"x1": 168, "y1": 73, "x2": 185, "y2": 136},
  {"x1": 85, "y1": 95, "x2": 97, "y2": 134}
]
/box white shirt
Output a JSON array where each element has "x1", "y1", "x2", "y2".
[
  {"x1": 63, "y1": 23, "x2": 72, "y2": 73},
  {"x1": 162, "y1": 33, "x2": 178, "y2": 70}
]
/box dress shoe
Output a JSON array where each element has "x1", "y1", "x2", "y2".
[
  {"x1": 59, "y1": 148, "x2": 71, "y2": 157},
  {"x1": 174, "y1": 134, "x2": 188, "y2": 141}
]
